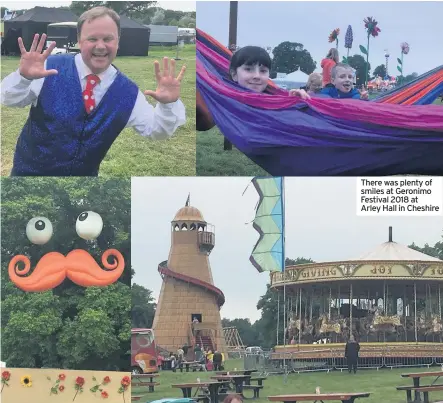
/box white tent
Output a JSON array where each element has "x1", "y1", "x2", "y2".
[
  {"x1": 282, "y1": 69, "x2": 309, "y2": 83},
  {"x1": 0, "y1": 361, "x2": 6, "y2": 368}
]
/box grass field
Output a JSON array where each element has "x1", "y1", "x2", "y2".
[
  {"x1": 0, "y1": 45, "x2": 196, "y2": 177},
  {"x1": 132, "y1": 359, "x2": 443, "y2": 403},
  {"x1": 196, "y1": 95, "x2": 443, "y2": 177}
]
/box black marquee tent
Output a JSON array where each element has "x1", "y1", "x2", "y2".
[
  {"x1": 118, "y1": 15, "x2": 150, "y2": 56},
  {"x1": 2, "y1": 7, "x2": 151, "y2": 56},
  {"x1": 3, "y1": 7, "x2": 78, "y2": 54}
]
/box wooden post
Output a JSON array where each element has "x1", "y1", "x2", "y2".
[{"x1": 224, "y1": 1, "x2": 238, "y2": 151}]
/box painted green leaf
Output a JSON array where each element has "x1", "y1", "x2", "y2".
[
  {"x1": 342, "y1": 56, "x2": 348, "y2": 63},
  {"x1": 397, "y1": 58, "x2": 402, "y2": 65},
  {"x1": 397, "y1": 66, "x2": 402, "y2": 73},
  {"x1": 359, "y1": 45, "x2": 368, "y2": 55}
]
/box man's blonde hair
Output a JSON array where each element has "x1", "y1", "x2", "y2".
[{"x1": 77, "y1": 6, "x2": 121, "y2": 38}]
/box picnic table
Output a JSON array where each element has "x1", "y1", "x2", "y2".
[
  {"x1": 215, "y1": 370, "x2": 258, "y2": 384},
  {"x1": 211, "y1": 374, "x2": 251, "y2": 394},
  {"x1": 216, "y1": 370, "x2": 258, "y2": 376},
  {"x1": 172, "y1": 381, "x2": 229, "y2": 403},
  {"x1": 131, "y1": 373, "x2": 160, "y2": 392},
  {"x1": 268, "y1": 392, "x2": 371, "y2": 403},
  {"x1": 398, "y1": 371, "x2": 443, "y2": 403},
  {"x1": 180, "y1": 360, "x2": 199, "y2": 372},
  {"x1": 250, "y1": 376, "x2": 267, "y2": 386}
]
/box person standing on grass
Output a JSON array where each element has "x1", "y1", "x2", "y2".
[
  {"x1": 212, "y1": 350, "x2": 223, "y2": 371},
  {"x1": 345, "y1": 335, "x2": 360, "y2": 374},
  {"x1": 0, "y1": 6, "x2": 186, "y2": 177}
]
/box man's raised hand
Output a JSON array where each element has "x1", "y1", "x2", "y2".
[
  {"x1": 144, "y1": 57, "x2": 186, "y2": 104},
  {"x1": 18, "y1": 33, "x2": 58, "y2": 80}
]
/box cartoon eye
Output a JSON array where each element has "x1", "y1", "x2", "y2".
[
  {"x1": 26, "y1": 217, "x2": 53, "y2": 245},
  {"x1": 76, "y1": 211, "x2": 103, "y2": 240}
]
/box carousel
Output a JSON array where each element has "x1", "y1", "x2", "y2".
[{"x1": 270, "y1": 228, "x2": 443, "y2": 368}]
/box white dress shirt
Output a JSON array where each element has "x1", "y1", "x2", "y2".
[{"x1": 1, "y1": 53, "x2": 186, "y2": 140}]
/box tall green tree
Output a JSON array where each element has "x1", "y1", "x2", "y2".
[
  {"x1": 409, "y1": 231, "x2": 443, "y2": 260},
  {"x1": 1, "y1": 7, "x2": 9, "y2": 18},
  {"x1": 69, "y1": 1, "x2": 156, "y2": 18},
  {"x1": 373, "y1": 64, "x2": 387, "y2": 79},
  {"x1": 222, "y1": 318, "x2": 258, "y2": 347},
  {"x1": 347, "y1": 54, "x2": 371, "y2": 86},
  {"x1": 254, "y1": 257, "x2": 314, "y2": 348},
  {"x1": 271, "y1": 42, "x2": 316, "y2": 78},
  {"x1": 1, "y1": 177, "x2": 131, "y2": 370},
  {"x1": 132, "y1": 283, "x2": 156, "y2": 328}
]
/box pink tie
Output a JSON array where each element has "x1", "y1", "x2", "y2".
[{"x1": 83, "y1": 74, "x2": 100, "y2": 114}]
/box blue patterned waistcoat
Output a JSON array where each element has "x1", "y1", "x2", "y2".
[{"x1": 11, "y1": 54, "x2": 139, "y2": 176}]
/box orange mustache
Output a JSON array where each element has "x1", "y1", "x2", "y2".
[{"x1": 8, "y1": 249, "x2": 125, "y2": 292}]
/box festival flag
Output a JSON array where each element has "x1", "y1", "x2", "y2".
[{"x1": 249, "y1": 177, "x2": 285, "y2": 273}]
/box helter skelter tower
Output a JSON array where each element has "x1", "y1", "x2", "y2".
[{"x1": 152, "y1": 196, "x2": 227, "y2": 354}]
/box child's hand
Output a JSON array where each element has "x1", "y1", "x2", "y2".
[
  {"x1": 289, "y1": 89, "x2": 311, "y2": 100},
  {"x1": 358, "y1": 85, "x2": 369, "y2": 100}
]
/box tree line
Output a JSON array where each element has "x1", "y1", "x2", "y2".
[
  {"x1": 251, "y1": 41, "x2": 418, "y2": 87},
  {"x1": 1, "y1": 1, "x2": 196, "y2": 28}
]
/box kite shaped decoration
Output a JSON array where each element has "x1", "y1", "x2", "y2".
[
  {"x1": 197, "y1": 29, "x2": 443, "y2": 176},
  {"x1": 8, "y1": 211, "x2": 125, "y2": 292},
  {"x1": 250, "y1": 177, "x2": 285, "y2": 273}
]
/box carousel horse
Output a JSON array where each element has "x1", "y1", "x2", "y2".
[
  {"x1": 317, "y1": 314, "x2": 342, "y2": 339},
  {"x1": 371, "y1": 309, "x2": 402, "y2": 334},
  {"x1": 287, "y1": 315, "x2": 314, "y2": 343},
  {"x1": 423, "y1": 314, "x2": 443, "y2": 340},
  {"x1": 197, "y1": 29, "x2": 443, "y2": 176}
]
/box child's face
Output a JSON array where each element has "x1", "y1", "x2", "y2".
[
  {"x1": 332, "y1": 67, "x2": 355, "y2": 93},
  {"x1": 231, "y1": 63, "x2": 270, "y2": 93},
  {"x1": 308, "y1": 79, "x2": 322, "y2": 93}
]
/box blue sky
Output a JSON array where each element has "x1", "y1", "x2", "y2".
[
  {"x1": 131, "y1": 177, "x2": 442, "y2": 322},
  {"x1": 197, "y1": 1, "x2": 443, "y2": 76}
]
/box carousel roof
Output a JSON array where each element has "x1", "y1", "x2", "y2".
[{"x1": 355, "y1": 241, "x2": 441, "y2": 262}]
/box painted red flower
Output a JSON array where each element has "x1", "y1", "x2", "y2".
[
  {"x1": 58, "y1": 373, "x2": 66, "y2": 381},
  {"x1": 101, "y1": 391, "x2": 109, "y2": 398},
  {"x1": 328, "y1": 28, "x2": 340, "y2": 43},
  {"x1": 59, "y1": 385, "x2": 65, "y2": 392},
  {"x1": 75, "y1": 377, "x2": 85, "y2": 387},
  {"x1": 364, "y1": 17, "x2": 381, "y2": 37},
  {"x1": 1, "y1": 371, "x2": 11, "y2": 381},
  {"x1": 103, "y1": 376, "x2": 111, "y2": 384},
  {"x1": 121, "y1": 376, "x2": 131, "y2": 387}
]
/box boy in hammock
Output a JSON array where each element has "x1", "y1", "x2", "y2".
[
  {"x1": 197, "y1": 46, "x2": 309, "y2": 132},
  {"x1": 320, "y1": 63, "x2": 369, "y2": 100},
  {"x1": 229, "y1": 46, "x2": 309, "y2": 98}
]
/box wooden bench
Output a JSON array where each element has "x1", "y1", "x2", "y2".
[
  {"x1": 196, "y1": 395, "x2": 210, "y2": 403},
  {"x1": 243, "y1": 384, "x2": 263, "y2": 398},
  {"x1": 250, "y1": 377, "x2": 267, "y2": 386},
  {"x1": 396, "y1": 384, "x2": 443, "y2": 403},
  {"x1": 268, "y1": 392, "x2": 370, "y2": 403},
  {"x1": 132, "y1": 381, "x2": 160, "y2": 392}
]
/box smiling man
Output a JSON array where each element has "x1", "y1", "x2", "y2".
[{"x1": 1, "y1": 6, "x2": 187, "y2": 176}]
